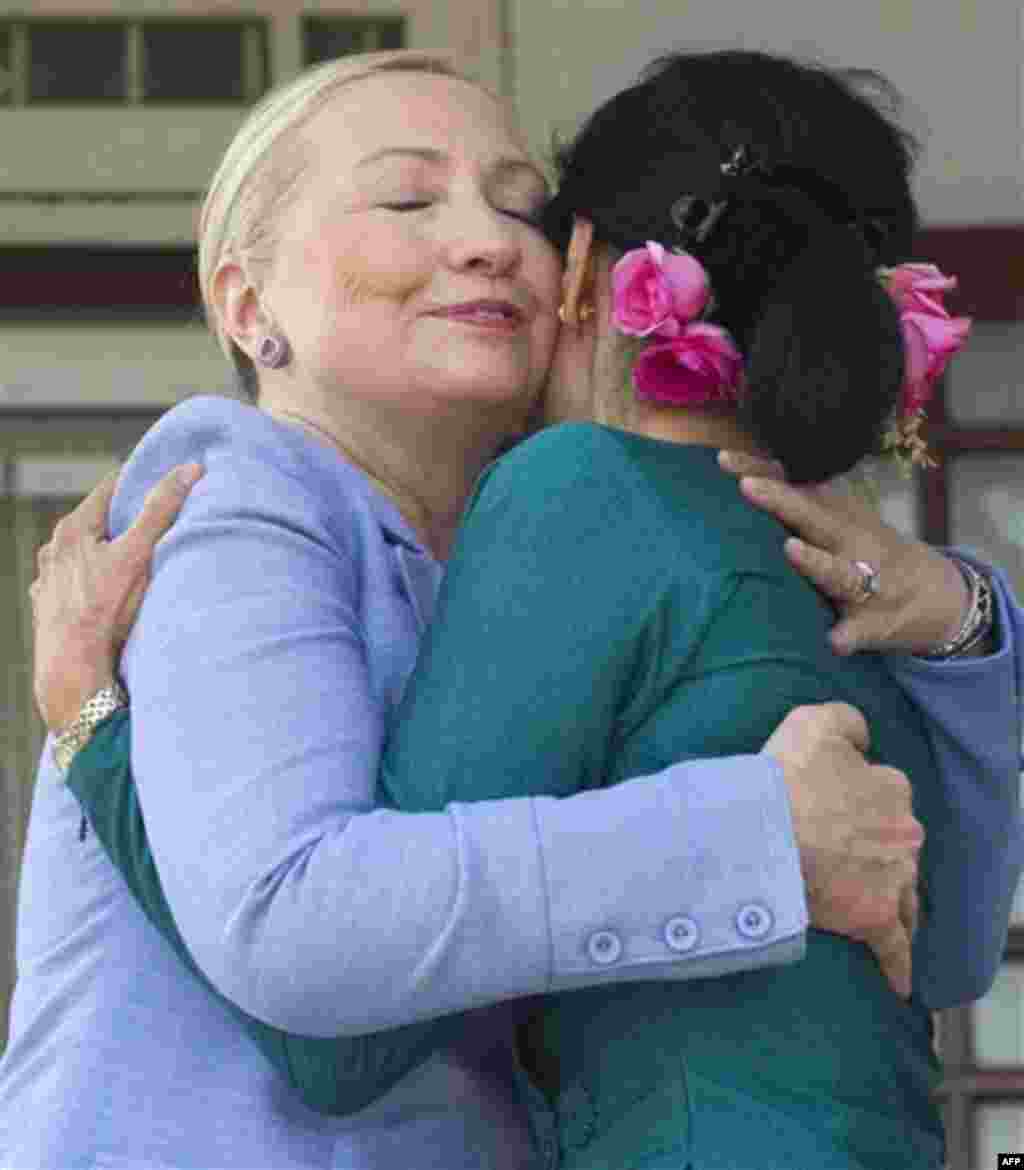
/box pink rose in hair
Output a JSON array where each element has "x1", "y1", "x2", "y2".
[
  {"x1": 633, "y1": 323, "x2": 744, "y2": 407},
  {"x1": 881, "y1": 263, "x2": 958, "y2": 317},
  {"x1": 612, "y1": 242, "x2": 709, "y2": 339},
  {"x1": 899, "y1": 310, "x2": 972, "y2": 414}
]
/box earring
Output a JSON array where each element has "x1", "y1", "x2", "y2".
[
  {"x1": 257, "y1": 332, "x2": 291, "y2": 369},
  {"x1": 558, "y1": 302, "x2": 594, "y2": 326}
]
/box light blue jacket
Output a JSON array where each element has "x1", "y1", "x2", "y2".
[{"x1": 0, "y1": 397, "x2": 1019, "y2": 1169}]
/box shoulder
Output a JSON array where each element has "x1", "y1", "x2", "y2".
[
  {"x1": 474, "y1": 422, "x2": 645, "y2": 516},
  {"x1": 453, "y1": 424, "x2": 677, "y2": 606},
  {"x1": 109, "y1": 396, "x2": 377, "y2": 553}
]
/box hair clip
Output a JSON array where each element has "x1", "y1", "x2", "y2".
[
  {"x1": 669, "y1": 194, "x2": 728, "y2": 246},
  {"x1": 720, "y1": 145, "x2": 758, "y2": 178},
  {"x1": 669, "y1": 145, "x2": 759, "y2": 247}
]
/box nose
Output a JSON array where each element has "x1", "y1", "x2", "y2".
[{"x1": 443, "y1": 198, "x2": 522, "y2": 278}]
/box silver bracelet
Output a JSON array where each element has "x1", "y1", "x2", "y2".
[
  {"x1": 919, "y1": 558, "x2": 994, "y2": 660},
  {"x1": 52, "y1": 680, "x2": 129, "y2": 776}
]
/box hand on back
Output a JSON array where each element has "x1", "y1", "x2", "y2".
[{"x1": 30, "y1": 463, "x2": 203, "y2": 731}]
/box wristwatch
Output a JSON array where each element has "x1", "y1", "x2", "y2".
[{"x1": 52, "y1": 680, "x2": 129, "y2": 776}]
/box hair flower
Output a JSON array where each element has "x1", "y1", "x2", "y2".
[
  {"x1": 611, "y1": 241, "x2": 710, "y2": 338},
  {"x1": 878, "y1": 263, "x2": 958, "y2": 317},
  {"x1": 878, "y1": 262, "x2": 971, "y2": 472},
  {"x1": 611, "y1": 243, "x2": 742, "y2": 407},
  {"x1": 633, "y1": 323, "x2": 744, "y2": 407}
]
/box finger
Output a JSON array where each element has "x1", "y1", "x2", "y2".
[
  {"x1": 899, "y1": 880, "x2": 919, "y2": 944},
  {"x1": 828, "y1": 618, "x2": 865, "y2": 657},
  {"x1": 785, "y1": 538, "x2": 882, "y2": 608},
  {"x1": 867, "y1": 922, "x2": 912, "y2": 999},
  {"x1": 718, "y1": 450, "x2": 786, "y2": 480},
  {"x1": 818, "y1": 701, "x2": 870, "y2": 753},
  {"x1": 66, "y1": 468, "x2": 123, "y2": 539},
  {"x1": 115, "y1": 463, "x2": 203, "y2": 563},
  {"x1": 740, "y1": 478, "x2": 843, "y2": 554}
]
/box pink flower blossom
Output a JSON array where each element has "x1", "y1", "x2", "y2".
[
  {"x1": 899, "y1": 310, "x2": 972, "y2": 414},
  {"x1": 881, "y1": 263, "x2": 958, "y2": 316},
  {"x1": 611, "y1": 242, "x2": 710, "y2": 339},
  {"x1": 632, "y1": 323, "x2": 744, "y2": 407}
]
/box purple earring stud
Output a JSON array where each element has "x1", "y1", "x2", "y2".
[{"x1": 257, "y1": 333, "x2": 290, "y2": 369}]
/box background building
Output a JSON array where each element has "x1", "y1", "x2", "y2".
[{"x1": 0, "y1": 2, "x2": 1020, "y2": 1164}]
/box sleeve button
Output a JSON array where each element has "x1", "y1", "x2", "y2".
[
  {"x1": 586, "y1": 929, "x2": 623, "y2": 965},
  {"x1": 663, "y1": 915, "x2": 700, "y2": 953},
  {"x1": 735, "y1": 902, "x2": 774, "y2": 940}
]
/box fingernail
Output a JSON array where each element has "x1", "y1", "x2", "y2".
[{"x1": 830, "y1": 633, "x2": 852, "y2": 656}]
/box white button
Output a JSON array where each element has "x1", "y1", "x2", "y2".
[
  {"x1": 735, "y1": 902, "x2": 774, "y2": 940},
  {"x1": 586, "y1": 929, "x2": 623, "y2": 965},
  {"x1": 663, "y1": 915, "x2": 700, "y2": 953}
]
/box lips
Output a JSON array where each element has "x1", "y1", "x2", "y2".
[{"x1": 428, "y1": 300, "x2": 525, "y2": 328}]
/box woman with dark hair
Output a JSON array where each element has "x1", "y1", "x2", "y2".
[
  {"x1": 16, "y1": 48, "x2": 1020, "y2": 1170},
  {"x1": 370, "y1": 51, "x2": 1008, "y2": 1168}
]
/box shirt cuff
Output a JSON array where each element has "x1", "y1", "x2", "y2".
[{"x1": 530, "y1": 754, "x2": 808, "y2": 993}]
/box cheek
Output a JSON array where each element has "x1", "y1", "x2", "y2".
[
  {"x1": 530, "y1": 312, "x2": 560, "y2": 375},
  {"x1": 312, "y1": 233, "x2": 431, "y2": 308},
  {"x1": 530, "y1": 243, "x2": 564, "y2": 311}
]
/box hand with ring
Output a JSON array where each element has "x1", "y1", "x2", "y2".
[
  {"x1": 850, "y1": 560, "x2": 881, "y2": 606},
  {"x1": 718, "y1": 451, "x2": 971, "y2": 656}
]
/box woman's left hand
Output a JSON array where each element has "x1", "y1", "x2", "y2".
[{"x1": 718, "y1": 451, "x2": 969, "y2": 657}]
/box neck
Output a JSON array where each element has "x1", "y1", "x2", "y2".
[
  {"x1": 262, "y1": 393, "x2": 511, "y2": 560},
  {"x1": 628, "y1": 403, "x2": 769, "y2": 456}
]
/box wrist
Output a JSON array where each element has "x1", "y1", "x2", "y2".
[
  {"x1": 935, "y1": 554, "x2": 972, "y2": 647},
  {"x1": 37, "y1": 661, "x2": 119, "y2": 735},
  {"x1": 51, "y1": 679, "x2": 128, "y2": 775},
  {"x1": 918, "y1": 556, "x2": 994, "y2": 660}
]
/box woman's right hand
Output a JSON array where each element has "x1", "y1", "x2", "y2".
[
  {"x1": 718, "y1": 450, "x2": 971, "y2": 657},
  {"x1": 30, "y1": 463, "x2": 203, "y2": 732}
]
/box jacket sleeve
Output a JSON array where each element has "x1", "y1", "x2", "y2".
[
  {"x1": 68, "y1": 708, "x2": 465, "y2": 1117},
  {"x1": 883, "y1": 552, "x2": 1024, "y2": 1007}
]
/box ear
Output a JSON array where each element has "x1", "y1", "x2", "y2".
[
  {"x1": 210, "y1": 260, "x2": 267, "y2": 360},
  {"x1": 560, "y1": 217, "x2": 596, "y2": 326}
]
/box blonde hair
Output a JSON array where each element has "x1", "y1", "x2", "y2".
[{"x1": 197, "y1": 50, "x2": 482, "y2": 397}]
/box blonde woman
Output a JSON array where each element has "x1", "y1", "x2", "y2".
[{"x1": 7, "y1": 51, "x2": 1020, "y2": 1169}]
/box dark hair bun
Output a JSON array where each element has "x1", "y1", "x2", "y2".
[
  {"x1": 545, "y1": 50, "x2": 920, "y2": 482},
  {"x1": 740, "y1": 224, "x2": 905, "y2": 482}
]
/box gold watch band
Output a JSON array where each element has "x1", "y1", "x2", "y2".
[{"x1": 52, "y1": 681, "x2": 129, "y2": 776}]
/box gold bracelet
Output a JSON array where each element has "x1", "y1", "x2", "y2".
[{"x1": 52, "y1": 681, "x2": 129, "y2": 776}]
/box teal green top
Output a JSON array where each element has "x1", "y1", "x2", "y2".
[{"x1": 379, "y1": 423, "x2": 943, "y2": 1170}]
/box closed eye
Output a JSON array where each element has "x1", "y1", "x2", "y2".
[
  {"x1": 380, "y1": 200, "x2": 543, "y2": 229},
  {"x1": 379, "y1": 201, "x2": 433, "y2": 212},
  {"x1": 500, "y1": 208, "x2": 543, "y2": 228}
]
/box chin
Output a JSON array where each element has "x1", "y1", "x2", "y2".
[{"x1": 428, "y1": 366, "x2": 537, "y2": 409}]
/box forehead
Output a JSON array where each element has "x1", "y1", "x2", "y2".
[{"x1": 302, "y1": 71, "x2": 531, "y2": 172}]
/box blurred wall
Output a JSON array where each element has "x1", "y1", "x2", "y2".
[{"x1": 509, "y1": 0, "x2": 1023, "y2": 225}]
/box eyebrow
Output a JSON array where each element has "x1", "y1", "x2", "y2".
[{"x1": 356, "y1": 147, "x2": 547, "y2": 188}]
